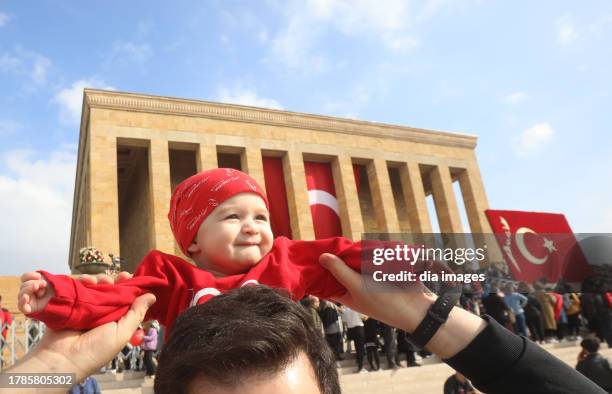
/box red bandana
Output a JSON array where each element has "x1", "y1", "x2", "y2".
[{"x1": 168, "y1": 168, "x2": 269, "y2": 255}]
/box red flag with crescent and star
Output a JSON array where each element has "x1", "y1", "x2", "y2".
[
  {"x1": 304, "y1": 162, "x2": 343, "y2": 239},
  {"x1": 485, "y1": 209, "x2": 592, "y2": 283}
]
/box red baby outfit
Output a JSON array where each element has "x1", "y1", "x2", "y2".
[{"x1": 31, "y1": 236, "x2": 363, "y2": 333}]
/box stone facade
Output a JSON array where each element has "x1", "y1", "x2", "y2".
[{"x1": 69, "y1": 89, "x2": 500, "y2": 272}]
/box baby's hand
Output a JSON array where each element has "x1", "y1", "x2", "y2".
[{"x1": 18, "y1": 271, "x2": 56, "y2": 314}]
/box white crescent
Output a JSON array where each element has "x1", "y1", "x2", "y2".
[
  {"x1": 190, "y1": 287, "x2": 221, "y2": 307},
  {"x1": 515, "y1": 227, "x2": 548, "y2": 265},
  {"x1": 308, "y1": 189, "x2": 340, "y2": 216}
]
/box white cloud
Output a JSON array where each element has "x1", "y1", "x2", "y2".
[
  {"x1": 0, "y1": 48, "x2": 51, "y2": 85},
  {"x1": 557, "y1": 16, "x2": 577, "y2": 45},
  {"x1": 267, "y1": 0, "x2": 444, "y2": 72},
  {"x1": 0, "y1": 146, "x2": 77, "y2": 275},
  {"x1": 214, "y1": 85, "x2": 283, "y2": 110},
  {"x1": 513, "y1": 122, "x2": 555, "y2": 156},
  {"x1": 54, "y1": 78, "x2": 116, "y2": 125},
  {"x1": 504, "y1": 91, "x2": 529, "y2": 105},
  {"x1": 0, "y1": 12, "x2": 10, "y2": 27}
]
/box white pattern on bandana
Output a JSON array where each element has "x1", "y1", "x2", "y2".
[{"x1": 211, "y1": 176, "x2": 240, "y2": 192}]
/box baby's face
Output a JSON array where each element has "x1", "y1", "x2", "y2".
[{"x1": 188, "y1": 192, "x2": 273, "y2": 276}]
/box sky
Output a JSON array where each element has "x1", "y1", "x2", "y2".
[{"x1": 0, "y1": 0, "x2": 611, "y2": 275}]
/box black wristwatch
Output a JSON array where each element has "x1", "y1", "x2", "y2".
[{"x1": 406, "y1": 285, "x2": 462, "y2": 350}]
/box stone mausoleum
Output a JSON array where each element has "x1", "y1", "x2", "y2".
[{"x1": 69, "y1": 89, "x2": 497, "y2": 272}]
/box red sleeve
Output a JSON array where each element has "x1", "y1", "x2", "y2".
[
  {"x1": 28, "y1": 251, "x2": 178, "y2": 331},
  {"x1": 280, "y1": 237, "x2": 364, "y2": 300}
]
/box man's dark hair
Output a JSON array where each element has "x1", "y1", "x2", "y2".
[
  {"x1": 154, "y1": 285, "x2": 340, "y2": 394},
  {"x1": 581, "y1": 337, "x2": 601, "y2": 354}
]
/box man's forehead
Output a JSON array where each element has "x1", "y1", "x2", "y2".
[{"x1": 186, "y1": 352, "x2": 320, "y2": 394}]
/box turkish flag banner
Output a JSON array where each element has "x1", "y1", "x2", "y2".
[
  {"x1": 262, "y1": 157, "x2": 293, "y2": 239},
  {"x1": 485, "y1": 209, "x2": 592, "y2": 283},
  {"x1": 304, "y1": 162, "x2": 343, "y2": 239}
]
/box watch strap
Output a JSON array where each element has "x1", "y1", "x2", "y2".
[{"x1": 407, "y1": 286, "x2": 462, "y2": 350}]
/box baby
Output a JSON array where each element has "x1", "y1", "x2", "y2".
[{"x1": 19, "y1": 168, "x2": 367, "y2": 333}]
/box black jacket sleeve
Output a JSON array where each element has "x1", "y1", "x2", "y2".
[{"x1": 444, "y1": 315, "x2": 605, "y2": 394}]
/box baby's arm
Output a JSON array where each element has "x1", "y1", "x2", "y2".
[
  {"x1": 18, "y1": 271, "x2": 55, "y2": 315},
  {"x1": 22, "y1": 251, "x2": 179, "y2": 331},
  {"x1": 280, "y1": 236, "x2": 364, "y2": 299}
]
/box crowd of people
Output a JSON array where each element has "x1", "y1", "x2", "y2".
[
  {"x1": 108, "y1": 320, "x2": 160, "y2": 378},
  {"x1": 300, "y1": 295, "x2": 427, "y2": 373},
  {"x1": 468, "y1": 273, "x2": 612, "y2": 348}
]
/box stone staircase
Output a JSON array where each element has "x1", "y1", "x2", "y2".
[{"x1": 96, "y1": 340, "x2": 612, "y2": 394}]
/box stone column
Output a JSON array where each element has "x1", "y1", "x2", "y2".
[
  {"x1": 366, "y1": 159, "x2": 400, "y2": 233},
  {"x1": 430, "y1": 165, "x2": 464, "y2": 234},
  {"x1": 88, "y1": 130, "x2": 120, "y2": 258},
  {"x1": 458, "y1": 163, "x2": 503, "y2": 262},
  {"x1": 148, "y1": 139, "x2": 174, "y2": 253},
  {"x1": 399, "y1": 162, "x2": 432, "y2": 233},
  {"x1": 332, "y1": 155, "x2": 364, "y2": 240},
  {"x1": 282, "y1": 150, "x2": 314, "y2": 240},
  {"x1": 241, "y1": 145, "x2": 267, "y2": 193},
  {"x1": 457, "y1": 166, "x2": 490, "y2": 233},
  {"x1": 196, "y1": 143, "x2": 218, "y2": 172}
]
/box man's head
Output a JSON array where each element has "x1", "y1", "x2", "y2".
[
  {"x1": 168, "y1": 168, "x2": 273, "y2": 275},
  {"x1": 154, "y1": 286, "x2": 340, "y2": 394},
  {"x1": 581, "y1": 337, "x2": 601, "y2": 354}
]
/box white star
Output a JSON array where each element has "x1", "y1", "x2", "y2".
[{"x1": 543, "y1": 238, "x2": 557, "y2": 253}]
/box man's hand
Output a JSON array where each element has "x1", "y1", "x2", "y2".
[
  {"x1": 318, "y1": 253, "x2": 435, "y2": 333},
  {"x1": 319, "y1": 253, "x2": 487, "y2": 360},
  {"x1": 4, "y1": 292, "x2": 155, "y2": 393},
  {"x1": 72, "y1": 271, "x2": 134, "y2": 285}
]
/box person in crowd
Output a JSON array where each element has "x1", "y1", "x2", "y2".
[
  {"x1": 341, "y1": 306, "x2": 366, "y2": 373},
  {"x1": 301, "y1": 295, "x2": 324, "y2": 334},
  {"x1": 460, "y1": 284, "x2": 481, "y2": 316},
  {"x1": 363, "y1": 315, "x2": 381, "y2": 371},
  {"x1": 396, "y1": 329, "x2": 419, "y2": 367},
  {"x1": 576, "y1": 336, "x2": 612, "y2": 392},
  {"x1": 582, "y1": 280, "x2": 604, "y2": 341},
  {"x1": 552, "y1": 284, "x2": 568, "y2": 341},
  {"x1": 482, "y1": 286, "x2": 513, "y2": 331},
  {"x1": 0, "y1": 295, "x2": 13, "y2": 369},
  {"x1": 518, "y1": 282, "x2": 545, "y2": 343},
  {"x1": 565, "y1": 284, "x2": 582, "y2": 340},
  {"x1": 4, "y1": 254, "x2": 609, "y2": 394},
  {"x1": 596, "y1": 288, "x2": 612, "y2": 348},
  {"x1": 319, "y1": 299, "x2": 343, "y2": 361},
  {"x1": 503, "y1": 283, "x2": 528, "y2": 336},
  {"x1": 67, "y1": 376, "x2": 101, "y2": 394},
  {"x1": 536, "y1": 281, "x2": 558, "y2": 342},
  {"x1": 444, "y1": 371, "x2": 476, "y2": 394},
  {"x1": 379, "y1": 321, "x2": 398, "y2": 369},
  {"x1": 142, "y1": 320, "x2": 159, "y2": 377}
]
